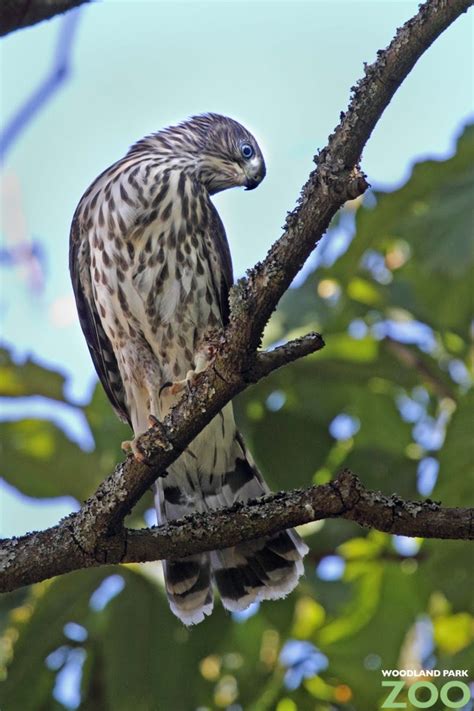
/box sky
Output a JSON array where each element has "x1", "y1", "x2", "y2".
[{"x1": 0, "y1": 1, "x2": 473, "y2": 536}]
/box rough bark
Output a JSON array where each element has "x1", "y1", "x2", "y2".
[
  {"x1": 0, "y1": 0, "x2": 90, "y2": 36},
  {"x1": 1, "y1": 0, "x2": 472, "y2": 593}
]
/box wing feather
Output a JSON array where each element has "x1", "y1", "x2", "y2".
[
  {"x1": 207, "y1": 202, "x2": 233, "y2": 325},
  {"x1": 69, "y1": 214, "x2": 131, "y2": 425}
]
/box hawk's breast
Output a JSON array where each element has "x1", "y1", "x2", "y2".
[{"x1": 85, "y1": 164, "x2": 225, "y2": 386}]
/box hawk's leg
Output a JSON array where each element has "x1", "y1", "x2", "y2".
[
  {"x1": 159, "y1": 341, "x2": 218, "y2": 397},
  {"x1": 120, "y1": 350, "x2": 166, "y2": 462}
]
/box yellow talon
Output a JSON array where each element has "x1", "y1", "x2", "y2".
[{"x1": 121, "y1": 438, "x2": 147, "y2": 463}]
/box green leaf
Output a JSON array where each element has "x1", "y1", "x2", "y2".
[
  {"x1": 0, "y1": 352, "x2": 128, "y2": 501},
  {"x1": 1, "y1": 418, "x2": 104, "y2": 500},
  {"x1": 0, "y1": 348, "x2": 67, "y2": 401}
]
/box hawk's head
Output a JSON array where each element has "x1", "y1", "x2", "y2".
[{"x1": 154, "y1": 113, "x2": 266, "y2": 195}]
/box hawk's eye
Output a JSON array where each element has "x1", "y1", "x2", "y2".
[{"x1": 241, "y1": 143, "x2": 254, "y2": 159}]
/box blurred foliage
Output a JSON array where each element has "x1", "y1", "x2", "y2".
[
  {"x1": 1, "y1": 126, "x2": 473, "y2": 710},
  {"x1": 0, "y1": 349, "x2": 129, "y2": 501}
]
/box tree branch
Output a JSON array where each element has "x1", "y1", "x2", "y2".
[
  {"x1": 1, "y1": 470, "x2": 472, "y2": 593},
  {"x1": 1, "y1": 0, "x2": 471, "y2": 592},
  {"x1": 249, "y1": 332, "x2": 325, "y2": 381},
  {"x1": 384, "y1": 337, "x2": 457, "y2": 400},
  {"x1": 0, "y1": 0, "x2": 90, "y2": 36}
]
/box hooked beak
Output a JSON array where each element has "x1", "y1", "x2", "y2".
[
  {"x1": 245, "y1": 176, "x2": 262, "y2": 191},
  {"x1": 244, "y1": 159, "x2": 266, "y2": 190}
]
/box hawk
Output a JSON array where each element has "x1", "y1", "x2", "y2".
[{"x1": 70, "y1": 113, "x2": 308, "y2": 624}]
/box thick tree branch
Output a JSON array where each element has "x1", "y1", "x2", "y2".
[
  {"x1": 1, "y1": 0, "x2": 471, "y2": 592},
  {"x1": 1, "y1": 471, "x2": 472, "y2": 593},
  {"x1": 0, "y1": 0, "x2": 90, "y2": 36}
]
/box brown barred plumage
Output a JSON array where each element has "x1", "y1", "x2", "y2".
[{"x1": 69, "y1": 113, "x2": 307, "y2": 624}]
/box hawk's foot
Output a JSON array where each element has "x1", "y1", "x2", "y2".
[
  {"x1": 159, "y1": 342, "x2": 218, "y2": 397},
  {"x1": 121, "y1": 437, "x2": 149, "y2": 463}
]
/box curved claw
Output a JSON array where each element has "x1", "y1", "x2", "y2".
[
  {"x1": 121, "y1": 438, "x2": 149, "y2": 464},
  {"x1": 159, "y1": 375, "x2": 193, "y2": 397},
  {"x1": 159, "y1": 381, "x2": 173, "y2": 398}
]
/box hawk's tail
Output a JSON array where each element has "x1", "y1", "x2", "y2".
[{"x1": 154, "y1": 432, "x2": 308, "y2": 626}]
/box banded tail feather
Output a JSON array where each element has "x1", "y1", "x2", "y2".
[{"x1": 154, "y1": 433, "x2": 308, "y2": 626}]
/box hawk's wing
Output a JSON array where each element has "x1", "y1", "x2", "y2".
[
  {"x1": 208, "y1": 201, "x2": 233, "y2": 326},
  {"x1": 69, "y1": 214, "x2": 131, "y2": 425},
  {"x1": 70, "y1": 169, "x2": 234, "y2": 426}
]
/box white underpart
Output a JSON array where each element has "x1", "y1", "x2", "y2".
[{"x1": 160, "y1": 280, "x2": 181, "y2": 323}]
